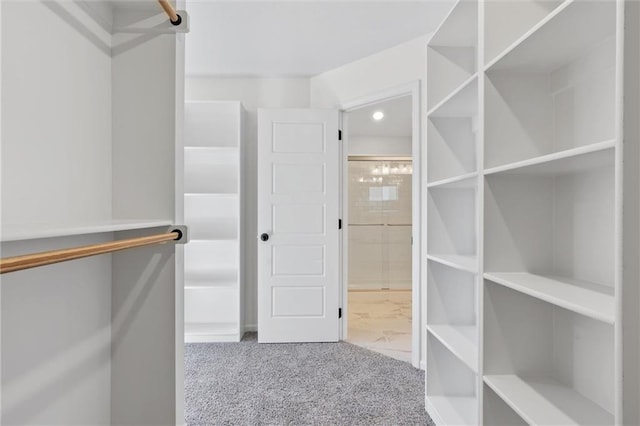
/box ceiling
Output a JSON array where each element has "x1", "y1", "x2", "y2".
[
  {"x1": 347, "y1": 95, "x2": 412, "y2": 138},
  {"x1": 184, "y1": 0, "x2": 455, "y2": 77}
]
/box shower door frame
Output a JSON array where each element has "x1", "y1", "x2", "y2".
[{"x1": 340, "y1": 81, "x2": 422, "y2": 369}]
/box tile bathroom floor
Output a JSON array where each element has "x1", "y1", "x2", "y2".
[{"x1": 347, "y1": 290, "x2": 412, "y2": 363}]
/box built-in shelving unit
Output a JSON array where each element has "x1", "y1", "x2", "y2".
[
  {"x1": 425, "y1": 0, "x2": 638, "y2": 424},
  {"x1": 425, "y1": 2, "x2": 480, "y2": 424},
  {"x1": 183, "y1": 101, "x2": 245, "y2": 342}
]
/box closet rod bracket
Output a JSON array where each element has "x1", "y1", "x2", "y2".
[{"x1": 170, "y1": 225, "x2": 189, "y2": 244}]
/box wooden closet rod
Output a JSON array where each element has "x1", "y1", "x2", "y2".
[
  {"x1": 0, "y1": 230, "x2": 182, "y2": 274},
  {"x1": 158, "y1": 0, "x2": 182, "y2": 25}
]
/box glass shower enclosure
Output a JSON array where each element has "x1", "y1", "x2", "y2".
[{"x1": 348, "y1": 158, "x2": 412, "y2": 290}]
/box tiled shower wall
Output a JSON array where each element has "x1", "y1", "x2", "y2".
[{"x1": 348, "y1": 160, "x2": 412, "y2": 290}]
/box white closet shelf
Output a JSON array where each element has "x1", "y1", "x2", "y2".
[
  {"x1": 427, "y1": 324, "x2": 478, "y2": 372},
  {"x1": 428, "y1": 0, "x2": 477, "y2": 47},
  {"x1": 427, "y1": 173, "x2": 477, "y2": 189},
  {"x1": 427, "y1": 254, "x2": 477, "y2": 274},
  {"x1": 426, "y1": 396, "x2": 477, "y2": 426},
  {"x1": 185, "y1": 267, "x2": 238, "y2": 281},
  {"x1": 184, "y1": 146, "x2": 239, "y2": 155},
  {"x1": 0, "y1": 219, "x2": 173, "y2": 242},
  {"x1": 485, "y1": 0, "x2": 614, "y2": 72},
  {"x1": 185, "y1": 192, "x2": 239, "y2": 196},
  {"x1": 484, "y1": 140, "x2": 615, "y2": 176},
  {"x1": 184, "y1": 323, "x2": 240, "y2": 343},
  {"x1": 483, "y1": 374, "x2": 614, "y2": 426},
  {"x1": 484, "y1": 272, "x2": 614, "y2": 324},
  {"x1": 185, "y1": 193, "x2": 238, "y2": 198},
  {"x1": 427, "y1": 74, "x2": 478, "y2": 118}
]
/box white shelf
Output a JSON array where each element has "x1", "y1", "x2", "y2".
[
  {"x1": 183, "y1": 100, "x2": 244, "y2": 344},
  {"x1": 484, "y1": 141, "x2": 615, "y2": 176},
  {"x1": 427, "y1": 179, "x2": 477, "y2": 268},
  {"x1": 427, "y1": 0, "x2": 478, "y2": 110},
  {"x1": 185, "y1": 101, "x2": 241, "y2": 148},
  {"x1": 427, "y1": 254, "x2": 477, "y2": 274},
  {"x1": 427, "y1": 116, "x2": 477, "y2": 183},
  {"x1": 185, "y1": 194, "x2": 239, "y2": 240},
  {"x1": 484, "y1": 272, "x2": 614, "y2": 324},
  {"x1": 184, "y1": 147, "x2": 239, "y2": 194},
  {"x1": 426, "y1": 173, "x2": 477, "y2": 189},
  {"x1": 483, "y1": 375, "x2": 614, "y2": 426},
  {"x1": 426, "y1": 0, "x2": 632, "y2": 423},
  {"x1": 427, "y1": 74, "x2": 478, "y2": 118},
  {"x1": 484, "y1": 0, "x2": 565, "y2": 66},
  {"x1": 185, "y1": 286, "x2": 239, "y2": 325},
  {"x1": 427, "y1": 0, "x2": 477, "y2": 48},
  {"x1": 426, "y1": 396, "x2": 477, "y2": 426},
  {"x1": 486, "y1": 0, "x2": 615, "y2": 73},
  {"x1": 484, "y1": 11, "x2": 616, "y2": 170},
  {"x1": 184, "y1": 146, "x2": 239, "y2": 153},
  {"x1": 184, "y1": 323, "x2": 240, "y2": 343},
  {"x1": 185, "y1": 267, "x2": 238, "y2": 288},
  {"x1": 427, "y1": 325, "x2": 477, "y2": 372},
  {"x1": 0, "y1": 219, "x2": 173, "y2": 243},
  {"x1": 185, "y1": 192, "x2": 238, "y2": 197}
]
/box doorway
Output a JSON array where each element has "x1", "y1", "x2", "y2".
[{"x1": 340, "y1": 85, "x2": 420, "y2": 367}]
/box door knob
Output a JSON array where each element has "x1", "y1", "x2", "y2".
[{"x1": 260, "y1": 233, "x2": 270, "y2": 242}]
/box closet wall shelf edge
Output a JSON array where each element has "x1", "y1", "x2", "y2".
[
  {"x1": 484, "y1": 272, "x2": 615, "y2": 324},
  {"x1": 483, "y1": 140, "x2": 615, "y2": 176},
  {"x1": 426, "y1": 74, "x2": 478, "y2": 117},
  {"x1": 483, "y1": 0, "x2": 574, "y2": 70},
  {"x1": 0, "y1": 220, "x2": 174, "y2": 243},
  {"x1": 426, "y1": 173, "x2": 478, "y2": 189},
  {"x1": 483, "y1": 374, "x2": 614, "y2": 426},
  {"x1": 426, "y1": 254, "x2": 478, "y2": 274},
  {"x1": 425, "y1": 396, "x2": 477, "y2": 426}
]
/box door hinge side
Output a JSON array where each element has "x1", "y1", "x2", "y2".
[{"x1": 338, "y1": 308, "x2": 342, "y2": 319}]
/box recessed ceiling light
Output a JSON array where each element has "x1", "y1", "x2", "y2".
[{"x1": 372, "y1": 111, "x2": 384, "y2": 121}]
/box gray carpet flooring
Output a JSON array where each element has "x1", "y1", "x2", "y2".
[{"x1": 185, "y1": 333, "x2": 434, "y2": 425}]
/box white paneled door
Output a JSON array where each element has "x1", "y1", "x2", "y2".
[{"x1": 257, "y1": 109, "x2": 340, "y2": 343}]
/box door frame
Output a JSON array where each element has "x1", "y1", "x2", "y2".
[{"x1": 339, "y1": 81, "x2": 422, "y2": 368}]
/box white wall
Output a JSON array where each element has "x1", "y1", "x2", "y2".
[
  {"x1": 1, "y1": 0, "x2": 112, "y2": 225},
  {"x1": 1, "y1": 2, "x2": 112, "y2": 424},
  {"x1": 112, "y1": 32, "x2": 177, "y2": 221},
  {"x1": 310, "y1": 35, "x2": 429, "y2": 108},
  {"x1": 185, "y1": 77, "x2": 310, "y2": 331},
  {"x1": 1, "y1": 235, "x2": 112, "y2": 425},
  {"x1": 348, "y1": 136, "x2": 412, "y2": 156}
]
